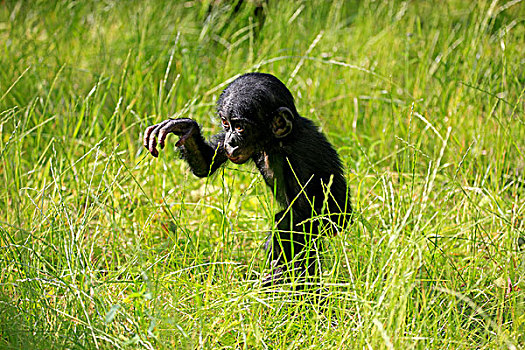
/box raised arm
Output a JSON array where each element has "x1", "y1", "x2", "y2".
[{"x1": 143, "y1": 118, "x2": 228, "y2": 177}]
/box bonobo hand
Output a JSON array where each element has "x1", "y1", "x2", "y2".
[{"x1": 143, "y1": 118, "x2": 198, "y2": 157}]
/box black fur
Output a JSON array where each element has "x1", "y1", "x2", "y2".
[{"x1": 144, "y1": 73, "x2": 351, "y2": 284}]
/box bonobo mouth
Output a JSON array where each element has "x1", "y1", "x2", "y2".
[{"x1": 227, "y1": 154, "x2": 250, "y2": 164}]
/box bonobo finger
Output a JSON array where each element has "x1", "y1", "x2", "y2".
[
  {"x1": 171, "y1": 119, "x2": 197, "y2": 147},
  {"x1": 148, "y1": 124, "x2": 164, "y2": 157},
  {"x1": 175, "y1": 131, "x2": 191, "y2": 147},
  {"x1": 148, "y1": 135, "x2": 158, "y2": 157},
  {"x1": 158, "y1": 125, "x2": 171, "y2": 149},
  {"x1": 143, "y1": 125, "x2": 157, "y2": 149}
]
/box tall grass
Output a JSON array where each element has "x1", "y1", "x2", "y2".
[{"x1": 0, "y1": 0, "x2": 524, "y2": 348}]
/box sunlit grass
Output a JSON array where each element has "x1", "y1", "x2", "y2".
[{"x1": 0, "y1": 0, "x2": 524, "y2": 348}]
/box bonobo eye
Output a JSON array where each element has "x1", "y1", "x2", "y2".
[
  {"x1": 221, "y1": 118, "x2": 230, "y2": 130},
  {"x1": 235, "y1": 125, "x2": 244, "y2": 133}
]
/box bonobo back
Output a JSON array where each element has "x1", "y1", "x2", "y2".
[{"x1": 255, "y1": 114, "x2": 351, "y2": 234}]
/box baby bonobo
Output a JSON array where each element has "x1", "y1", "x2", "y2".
[{"x1": 143, "y1": 73, "x2": 351, "y2": 285}]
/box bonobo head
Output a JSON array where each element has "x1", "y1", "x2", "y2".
[{"x1": 217, "y1": 73, "x2": 299, "y2": 164}]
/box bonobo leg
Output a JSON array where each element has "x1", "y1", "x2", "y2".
[
  {"x1": 264, "y1": 210, "x2": 320, "y2": 286},
  {"x1": 143, "y1": 118, "x2": 228, "y2": 177}
]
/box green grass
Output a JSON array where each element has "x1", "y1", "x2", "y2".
[{"x1": 1, "y1": 0, "x2": 524, "y2": 348}]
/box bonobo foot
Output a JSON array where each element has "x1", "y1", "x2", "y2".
[
  {"x1": 262, "y1": 265, "x2": 285, "y2": 287},
  {"x1": 143, "y1": 118, "x2": 198, "y2": 157},
  {"x1": 262, "y1": 226, "x2": 321, "y2": 288},
  {"x1": 262, "y1": 260, "x2": 316, "y2": 288}
]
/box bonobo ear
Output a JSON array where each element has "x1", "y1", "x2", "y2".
[{"x1": 271, "y1": 107, "x2": 294, "y2": 138}]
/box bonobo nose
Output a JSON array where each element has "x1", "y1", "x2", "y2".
[{"x1": 225, "y1": 144, "x2": 240, "y2": 157}]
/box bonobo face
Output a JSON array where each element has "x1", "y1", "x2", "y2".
[
  {"x1": 219, "y1": 112, "x2": 261, "y2": 164},
  {"x1": 217, "y1": 73, "x2": 298, "y2": 164}
]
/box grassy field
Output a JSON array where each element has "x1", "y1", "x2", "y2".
[{"x1": 1, "y1": 0, "x2": 524, "y2": 348}]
